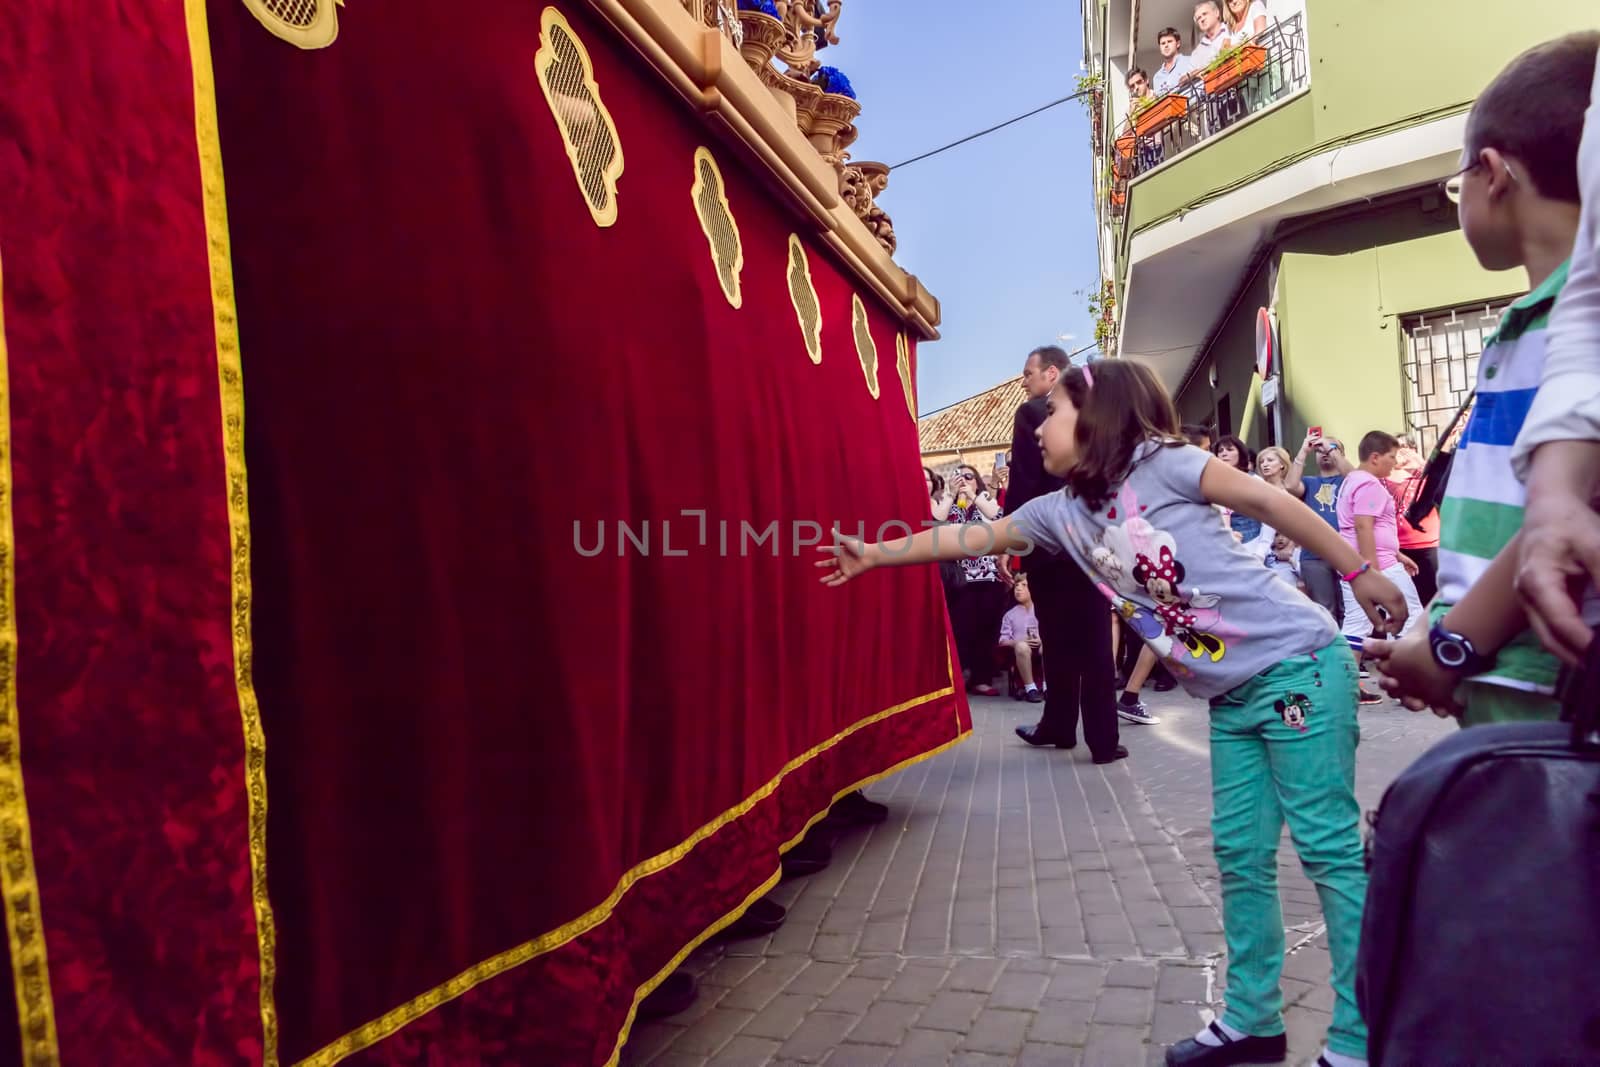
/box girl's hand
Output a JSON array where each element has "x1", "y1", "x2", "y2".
[
  {"x1": 1366, "y1": 632, "x2": 1462, "y2": 718},
  {"x1": 1351, "y1": 568, "x2": 1407, "y2": 635},
  {"x1": 1398, "y1": 552, "x2": 1419, "y2": 578},
  {"x1": 816, "y1": 530, "x2": 873, "y2": 587}
]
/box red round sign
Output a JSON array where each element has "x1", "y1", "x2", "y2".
[{"x1": 1255, "y1": 307, "x2": 1276, "y2": 379}]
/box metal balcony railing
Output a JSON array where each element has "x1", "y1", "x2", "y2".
[{"x1": 1113, "y1": 13, "x2": 1310, "y2": 182}]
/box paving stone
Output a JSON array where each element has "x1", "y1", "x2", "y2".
[
  {"x1": 916, "y1": 990, "x2": 987, "y2": 1032},
  {"x1": 741, "y1": 994, "x2": 819, "y2": 1041},
  {"x1": 816, "y1": 977, "x2": 887, "y2": 1015},
  {"x1": 777, "y1": 1011, "x2": 858, "y2": 1064},
  {"x1": 708, "y1": 1035, "x2": 783, "y2": 1066},
  {"x1": 880, "y1": 963, "x2": 947, "y2": 1004},
  {"x1": 951, "y1": 1053, "x2": 1015, "y2": 1067},
  {"x1": 885, "y1": 1028, "x2": 962, "y2": 1064},
  {"x1": 810, "y1": 933, "x2": 856, "y2": 962},
  {"x1": 673, "y1": 1008, "x2": 759, "y2": 1056},
  {"x1": 960, "y1": 1009, "x2": 1034, "y2": 1055},
  {"x1": 1081, "y1": 1023, "x2": 1149, "y2": 1067},
  {"x1": 1093, "y1": 986, "x2": 1154, "y2": 1027},
  {"x1": 1170, "y1": 907, "x2": 1224, "y2": 935},
  {"x1": 1151, "y1": 1000, "x2": 1202, "y2": 1046},
  {"x1": 1045, "y1": 963, "x2": 1106, "y2": 1002},
  {"x1": 702, "y1": 955, "x2": 768, "y2": 989},
  {"x1": 1016, "y1": 1041, "x2": 1085, "y2": 1066},
  {"x1": 846, "y1": 999, "x2": 923, "y2": 1046},
  {"x1": 849, "y1": 957, "x2": 902, "y2": 980},
  {"x1": 822, "y1": 1043, "x2": 894, "y2": 1066},
  {"x1": 785, "y1": 962, "x2": 852, "y2": 998},
  {"x1": 987, "y1": 970, "x2": 1049, "y2": 1011},
  {"x1": 721, "y1": 960, "x2": 810, "y2": 1011},
  {"x1": 1104, "y1": 961, "x2": 1158, "y2": 989},
  {"x1": 1027, "y1": 999, "x2": 1094, "y2": 1047},
  {"x1": 946, "y1": 957, "x2": 1006, "y2": 993},
  {"x1": 1155, "y1": 963, "x2": 1210, "y2": 1004}
]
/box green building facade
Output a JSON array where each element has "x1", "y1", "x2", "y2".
[{"x1": 1085, "y1": 0, "x2": 1591, "y2": 454}]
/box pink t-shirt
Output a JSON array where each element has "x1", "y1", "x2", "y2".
[{"x1": 1336, "y1": 470, "x2": 1399, "y2": 571}]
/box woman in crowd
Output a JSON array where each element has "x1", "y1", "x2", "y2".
[
  {"x1": 1213, "y1": 436, "x2": 1263, "y2": 543},
  {"x1": 1223, "y1": 0, "x2": 1269, "y2": 44},
  {"x1": 937, "y1": 465, "x2": 1011, "y2": 696}
]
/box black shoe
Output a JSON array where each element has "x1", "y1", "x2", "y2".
[
  {"x1": 721, "y1": 896, "x2": 787, "y2": 940},
  {"x1": 1153, "y1": 675, "x2": 1177, "y2": 692},
  {"x1": 781, "y1": 832, "x2": 832, "y2": 879},
  {"x1": 1025, "y1": 688, "x2": 1045, "y2": 703},
  {"x1": 1091, "y1": 745, "x2": 1129, "y2": 765},
  {"x1": 638, "y1": 971, "x2": 698, "y2": 1020},
  {"x1": 826, "y1": 790, "x2": 889, "y2": 826},
  {"x1": 1015, "y1": 722, "x2": 1075, "y2": 749},
  {"x1": 1164, "y1": 1025, "x2": 1286, "y2": 1066}
]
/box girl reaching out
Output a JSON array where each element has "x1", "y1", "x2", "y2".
[{"x1": 818, "y1": 360, "x2": 1403, "y2": 1067}]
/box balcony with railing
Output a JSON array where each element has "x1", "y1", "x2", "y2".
[
  {"x1": 1112, "y1": 14, "x2": 1309, "y2": 182},
  {"x1": 1090, "y1": 2, "x2": 1313, "y2": 243}
]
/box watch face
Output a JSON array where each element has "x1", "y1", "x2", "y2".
[{"x1": 1435, "y1": 638, "x2": 1468, "y2": 668}]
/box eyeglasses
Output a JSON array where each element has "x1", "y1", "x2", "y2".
[{"x1": 1443, "y1": 157, "x2": 1521, "y2": 204}]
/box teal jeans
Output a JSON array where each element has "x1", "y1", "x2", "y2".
[{"x1": 1208, "y1": 639, "x2": 1367, "y2": 1059}]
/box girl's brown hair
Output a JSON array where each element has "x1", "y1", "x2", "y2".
[{"x1": 1060, "y1": 361, "x2": 1183, "y2": 511}]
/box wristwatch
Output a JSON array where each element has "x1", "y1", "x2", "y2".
[{"x1": 1428, "y1": 622, "x2": 1494, "y2": 675}]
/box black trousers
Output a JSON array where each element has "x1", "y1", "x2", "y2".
[
  {"x1": 948, "y1": 579, "x2": 1010, "y2": 685},
  {"x1": 1025, "y1": 555, "x2": 1120, "y2": 757},
  {"x1": 1408, "y1": 546, "x2": 1439, "y2": 608}
]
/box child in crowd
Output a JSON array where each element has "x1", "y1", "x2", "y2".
[
  {"x1": 998, "y1": 575, "x2": 1045, "y2": 702},
  {"x1": 1264, "y1": 532, "x2": 1304, "y2": 593},
  {"x1": 1370, "y1": 32, "x2": 1599, "y2": 724},
  {"x1": 818, "y1": 360, "x2": 1405, "y2": 1067}
]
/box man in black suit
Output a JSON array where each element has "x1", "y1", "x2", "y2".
[{"x1": 1006, "y1": 346, "x2": 1126, "y2": 764}]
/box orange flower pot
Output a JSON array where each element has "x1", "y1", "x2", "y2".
[
  {"x1": 1203, "y1": 44, "x2": 1267, "y2": 95},
  {"x1": 1133, "y1": 93, "x2": 1187, "y2": 137},
  {"x1": 1114, "y1": 131, "x2": 1136, "y2": 161}
]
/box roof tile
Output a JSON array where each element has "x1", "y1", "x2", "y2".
[{"x1": 917, "y1": 375, "x2": 1029, "y2": 453}]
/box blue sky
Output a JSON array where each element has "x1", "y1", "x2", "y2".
[{"x1": 815, "y1": 0, "x2": 1101, "y2": 413}]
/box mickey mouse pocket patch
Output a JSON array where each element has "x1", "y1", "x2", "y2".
[{"x1": 1275, "y1": 692, "x2": 1312, "y2": 732}]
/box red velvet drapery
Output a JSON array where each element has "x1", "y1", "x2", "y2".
[{"x1": 0, "y1": 1, "x2": 967, "y2": 1062}]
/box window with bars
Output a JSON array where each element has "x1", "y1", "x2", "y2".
[{"x1": 1399, "y1": 301, "x2": 1511, "y2": 455}]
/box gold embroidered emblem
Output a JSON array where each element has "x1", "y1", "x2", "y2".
[
  {"x1": 536, "y1": 7, "x2": 625, "y2": 228},
  {"x1": 852, "y1": 294, "x2": 879, "y2": 399},
  {"x1": 692, "y1": 148, "x2": 744, "y2": 309},
  {"x1": 895, "y1": 331, "x2": 916, "y2": 420},
  {"x1": 786, "y1": 236, "x2": 822, "y2": 364},
  {"x1": 241, "y1": 0, "x2": 340, "y2": 49}
]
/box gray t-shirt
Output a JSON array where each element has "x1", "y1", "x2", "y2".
[{"x1": 1009, "y1": 441, "x2": 1338, "y2": 700}]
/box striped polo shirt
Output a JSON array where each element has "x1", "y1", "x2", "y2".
[{"x1": 1433, "y1": 259, "x2": 1595, "y2": 694}]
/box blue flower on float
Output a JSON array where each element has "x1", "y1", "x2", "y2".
[
  {"x1": 737, "y1": 0, "x2": 780, "y2": 16},
  {"x1": 812, "y1": 66, "x2": 856, "y2": 99}
]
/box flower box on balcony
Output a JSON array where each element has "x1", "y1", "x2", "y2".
[
  {"x1": 1114, "y1": 131, "x2": 1136, "y2": 162},
  {"x1": 1132, "y1": 93, "x2": 1187, "y2": 137},
  {"x1": 1203, "y1": 44, "x2": 1267, "y2": 95}
]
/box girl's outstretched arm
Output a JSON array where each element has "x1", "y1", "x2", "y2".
[
  {"x1": 1199, "y1": 456, "x2": 1409, "y2": 633},
  {"x1": 816, "y1": 518, "x2": 1028, "y2": 587}
]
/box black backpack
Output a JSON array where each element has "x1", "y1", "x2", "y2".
[{"x1": 1357, "y1": 647, "x2": 1600, "y2": 1066}]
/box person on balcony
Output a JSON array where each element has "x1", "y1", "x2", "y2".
[
  {"x1": 1222, "y1": 0, "x2": 1269, "y2": 46},
  {"x1": 1188, "y1": 0, "x2": 1233, "y2": 72},
  {"x1": 1153, "y1": 26, "x2": 1196, "y2": 97},
  {"x1": 1125, "y1": 69, "x2": 1166, "y2": 171}
]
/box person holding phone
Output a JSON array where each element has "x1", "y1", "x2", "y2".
[
  {"x1": 940, "y1": 465, "x2": 1009, "y2": 695},
  {"x1": 1290, "y1": 427, "x2": 1355, "y2": 623}
]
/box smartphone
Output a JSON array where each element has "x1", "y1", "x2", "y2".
[
  {"x1": 994, "y1": 452, "x2": 1008, "y2": 471},
  {"x1": 1310, "y1": 426, "x2": 1323, "y2": 438}
]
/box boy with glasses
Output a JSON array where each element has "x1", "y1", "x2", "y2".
[{"x1": 1371, "y1": 32, "x2": 1599, "y2": 725}]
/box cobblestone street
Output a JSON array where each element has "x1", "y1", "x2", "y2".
[{"x1": 624, "y1": 690, "x2": 1452, "y2": 1066}]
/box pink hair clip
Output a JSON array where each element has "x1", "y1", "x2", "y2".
[{"x1": 1082, "y1": 363, "x2": 1095, "y2": 389}]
